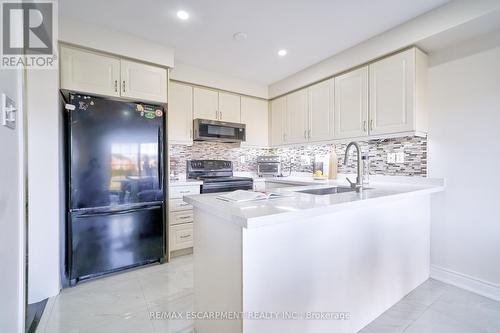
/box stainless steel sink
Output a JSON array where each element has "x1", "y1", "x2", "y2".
[{"x1": 297, "y1": 187, "x2": 358, "y2": 195}]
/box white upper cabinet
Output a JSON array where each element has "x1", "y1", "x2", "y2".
[
  {"x1": 270, "y1": 97, "x2": 286, "y2": 146},
  {"x1": 60, "y1": 44, "x2": 168, "y2": 103},
  {"x1": 218, "y1": 92, "x2": 241, "y2": 123},
  {"x1": 241, "y1": 97, "x2": 268, "y2": 147},
  {"x1": 60, "y1": 45, "x2": 120, "y2": 97},
  {"x1": 334, "y1": 66, "x2": 369, "y2": 139},
  {"x1": 169, "y1": 82, "x2": 193, "y2": 144},
  {"x1": 308, "y1": 79, "x2": 334, "y2": 142},
  {"x1": 120, "y1": 60, "x2": 168, "y2": 103},
  {"x1": 285, "y1": 89, "x2": 309, "y2": 144},
  {"x1": 369, "y1": 48, "x2": 427, "y2": 135},
  {"x1": 193, "y1": 87, "x2": 218, "y2": 121}
]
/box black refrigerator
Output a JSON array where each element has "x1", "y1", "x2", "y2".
[{"x1": 65, "y1": 93, "x2": 166, "y2": 285}]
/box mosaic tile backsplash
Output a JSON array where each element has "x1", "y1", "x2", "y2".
[{"x1": 169, "y1": 136, "x2": 427, "y2": 177}]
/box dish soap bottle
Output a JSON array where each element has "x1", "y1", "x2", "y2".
[
  {"x1": 362, "y1": 155, "x2": 370, "y2": 184},
  {"x1": 328, "y1": 145, "x2": 338, "y2": 180}
]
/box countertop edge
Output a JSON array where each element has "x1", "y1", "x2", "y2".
[
  {"x1": 184, "y1": 184, "x2": 444, "y2": 229},
  {"x1": 245, "y1": 185, "x2": 444, "y2": 229}
]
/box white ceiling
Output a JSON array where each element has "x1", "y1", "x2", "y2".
[{"x1": 59, "y1": 0, "x2": 449, "y2": 85}]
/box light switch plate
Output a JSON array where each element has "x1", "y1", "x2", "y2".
[
  {"x1": 387, "y1": 153, "x2": 396, "y2": 163},
  {"x1": 2, "y1": 93, "x2": 17, "y2": 130},
  {"x1": 239, "y1": 156, "x2": 246, "y2": 164}
]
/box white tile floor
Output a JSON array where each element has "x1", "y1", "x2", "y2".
[{"x1": 37, "y1": 255, "x2": 500, "y2": 333}]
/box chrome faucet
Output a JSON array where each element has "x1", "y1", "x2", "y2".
[{"x1": 344, "y1": 141, "x2": 363, "y2": 191}]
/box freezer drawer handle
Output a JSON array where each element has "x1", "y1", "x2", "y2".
[
  {"x1": 75, "y1": 205, "x2": 162, "y2": 218},
  {"x1": 180, "y1": 235, "x2": 192, "y2": 239}
]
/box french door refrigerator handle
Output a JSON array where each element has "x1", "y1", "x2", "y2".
[{"x1": 158, "y1": 127, "x2": 163, "y2": 189}]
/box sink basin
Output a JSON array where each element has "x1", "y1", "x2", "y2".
[{"x1": 297, "y1": 187, "x2": 358, "y2": 195}]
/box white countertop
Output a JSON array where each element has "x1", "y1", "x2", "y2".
[
  {"x1": 169, "y1": 176, "x2": 202, "y2": 187},
  {"x1": 184, "y1": 175, "x2": 445, "y2": 228}
]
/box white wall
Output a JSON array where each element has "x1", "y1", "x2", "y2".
[
  {"x1": 170, "y1": 62, "x2": 269, "y2": 99},
  {"x1": 269, "y1": 0, "x2": 500, "y2": 98},
  {"x1": 0, "y1": 68, "x2": 25, "y2": 332},
  {"x1": 59, "y1": 18, "x2": 175, "y2": 68},
  {"x1": 26, "y1": 69, "x2": 61, "y2": 303},
  {"x1": 428, "y1": 38, "x2": 500, "y2": 300}
]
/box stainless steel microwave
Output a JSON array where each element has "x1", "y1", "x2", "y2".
[{"x1": 193, "y1": 119, "x2": 246, "y2": 143}]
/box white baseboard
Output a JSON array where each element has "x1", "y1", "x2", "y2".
[{"x1": 430, "y1": 265, "x2": 500, "y2": 302}]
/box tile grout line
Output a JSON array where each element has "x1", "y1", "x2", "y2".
[
  {"x1": 139, "y1": 278, "x2": 157, "y2": 333},
  {"x1": 41, "y1": 294, "x2": 57, "y2": 333},
  {"x1": 401, "y1": 285, "x2": 449, "y2": 332}
]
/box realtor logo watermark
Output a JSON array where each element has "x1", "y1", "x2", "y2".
[{"x1": 1, "y1": 0, "x2": 57, "y2": 68}]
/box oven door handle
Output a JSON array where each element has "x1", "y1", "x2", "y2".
[{"x1": 202, "y1": 181, "x2": 253, "y2": 193}]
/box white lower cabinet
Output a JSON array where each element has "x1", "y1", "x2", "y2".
[
  {"x1": 169, "y1": 184, "x2": 200, "y2": 255},
  {"x1": 170, "y1": 223, "x2": 194, "y2": 251},
  {"x1": 169, "y1": 210, "x2": 194, "y2": 225}
]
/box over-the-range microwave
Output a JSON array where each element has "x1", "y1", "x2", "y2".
[{"x1": 193, "y1": 119, "x2": 246, "y2": 143}]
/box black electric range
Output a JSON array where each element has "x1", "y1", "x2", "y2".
[{"x1": 186, "y1": 160, "x2": 253, "y2": 193}]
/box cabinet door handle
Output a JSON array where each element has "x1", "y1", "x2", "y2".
[
  {"x1": 190, "y1": 129, "x2": 193, "y2": 139},
  {"x1": 114, "y1": 80, "x2": 118, "y2": 92},
  {"x1": 370, "y1": 119, "x2": 374, "y2": 131},
  {"x1": 122, "y1": 81, "x2": 126, "y2": 93},
  {"x1": 179, "y1": 190, "x2": 190, "y2": 193},
  {"x1": 304, "y1": 130, "x2": 307, "y2": 139},
  {"x1": 179, "y1": 216, "x2": 192, "y2": 220},
  {"x1": 308, "y1": 129, "x2": 311, "y2": 138},
  {"x1": 363, "y1": 121, "x2": 367, "y2": 132},
  {"x1": 219, "y1": 111, "x2": 222, "y2": 120},
  {"x1": 180, "y1": 234, "x2": 192, "y2": 239}
]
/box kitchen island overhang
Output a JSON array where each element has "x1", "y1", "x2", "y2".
[{"x1": 185, "y1": 177, "x2": 444, "y2": 333}]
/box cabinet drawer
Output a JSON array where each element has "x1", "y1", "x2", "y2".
[
  {"x1": 170, "y1": 223, "x2": 193, "y2": 251},
  {"x1": 170, "y1": 186, "x2": 200, "y2": 199},
  {"x1": 169, "y1": 199, "x2": 193, "y2": 212},
  {"x1": 170, "y1": 211, "x2": 194, "y2": 226}
]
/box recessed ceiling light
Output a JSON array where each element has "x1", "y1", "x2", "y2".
[
  {"x1": 177, "y1": 10, "x2": 189, "y2": 20},
  {"x1": 278, "y1": 49, "x2": 287, "y2": 57}
]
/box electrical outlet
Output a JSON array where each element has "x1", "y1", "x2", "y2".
[
  {"x1": 387, "y1": 153, "x2": 396, "y2": 163},
  {"x1": 395, "y1": 152, "x2": 405, "y2": 164},
  {"x1": 300, "y1": 155, "x2": 311, "y2": 165},
  {"x1": 1, "y1": 93, "x2": 16, "y2": 129}
]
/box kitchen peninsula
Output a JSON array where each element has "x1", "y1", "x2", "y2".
[{"x1": 184, "y1": 176, "x2": 444, "y2": 333}]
